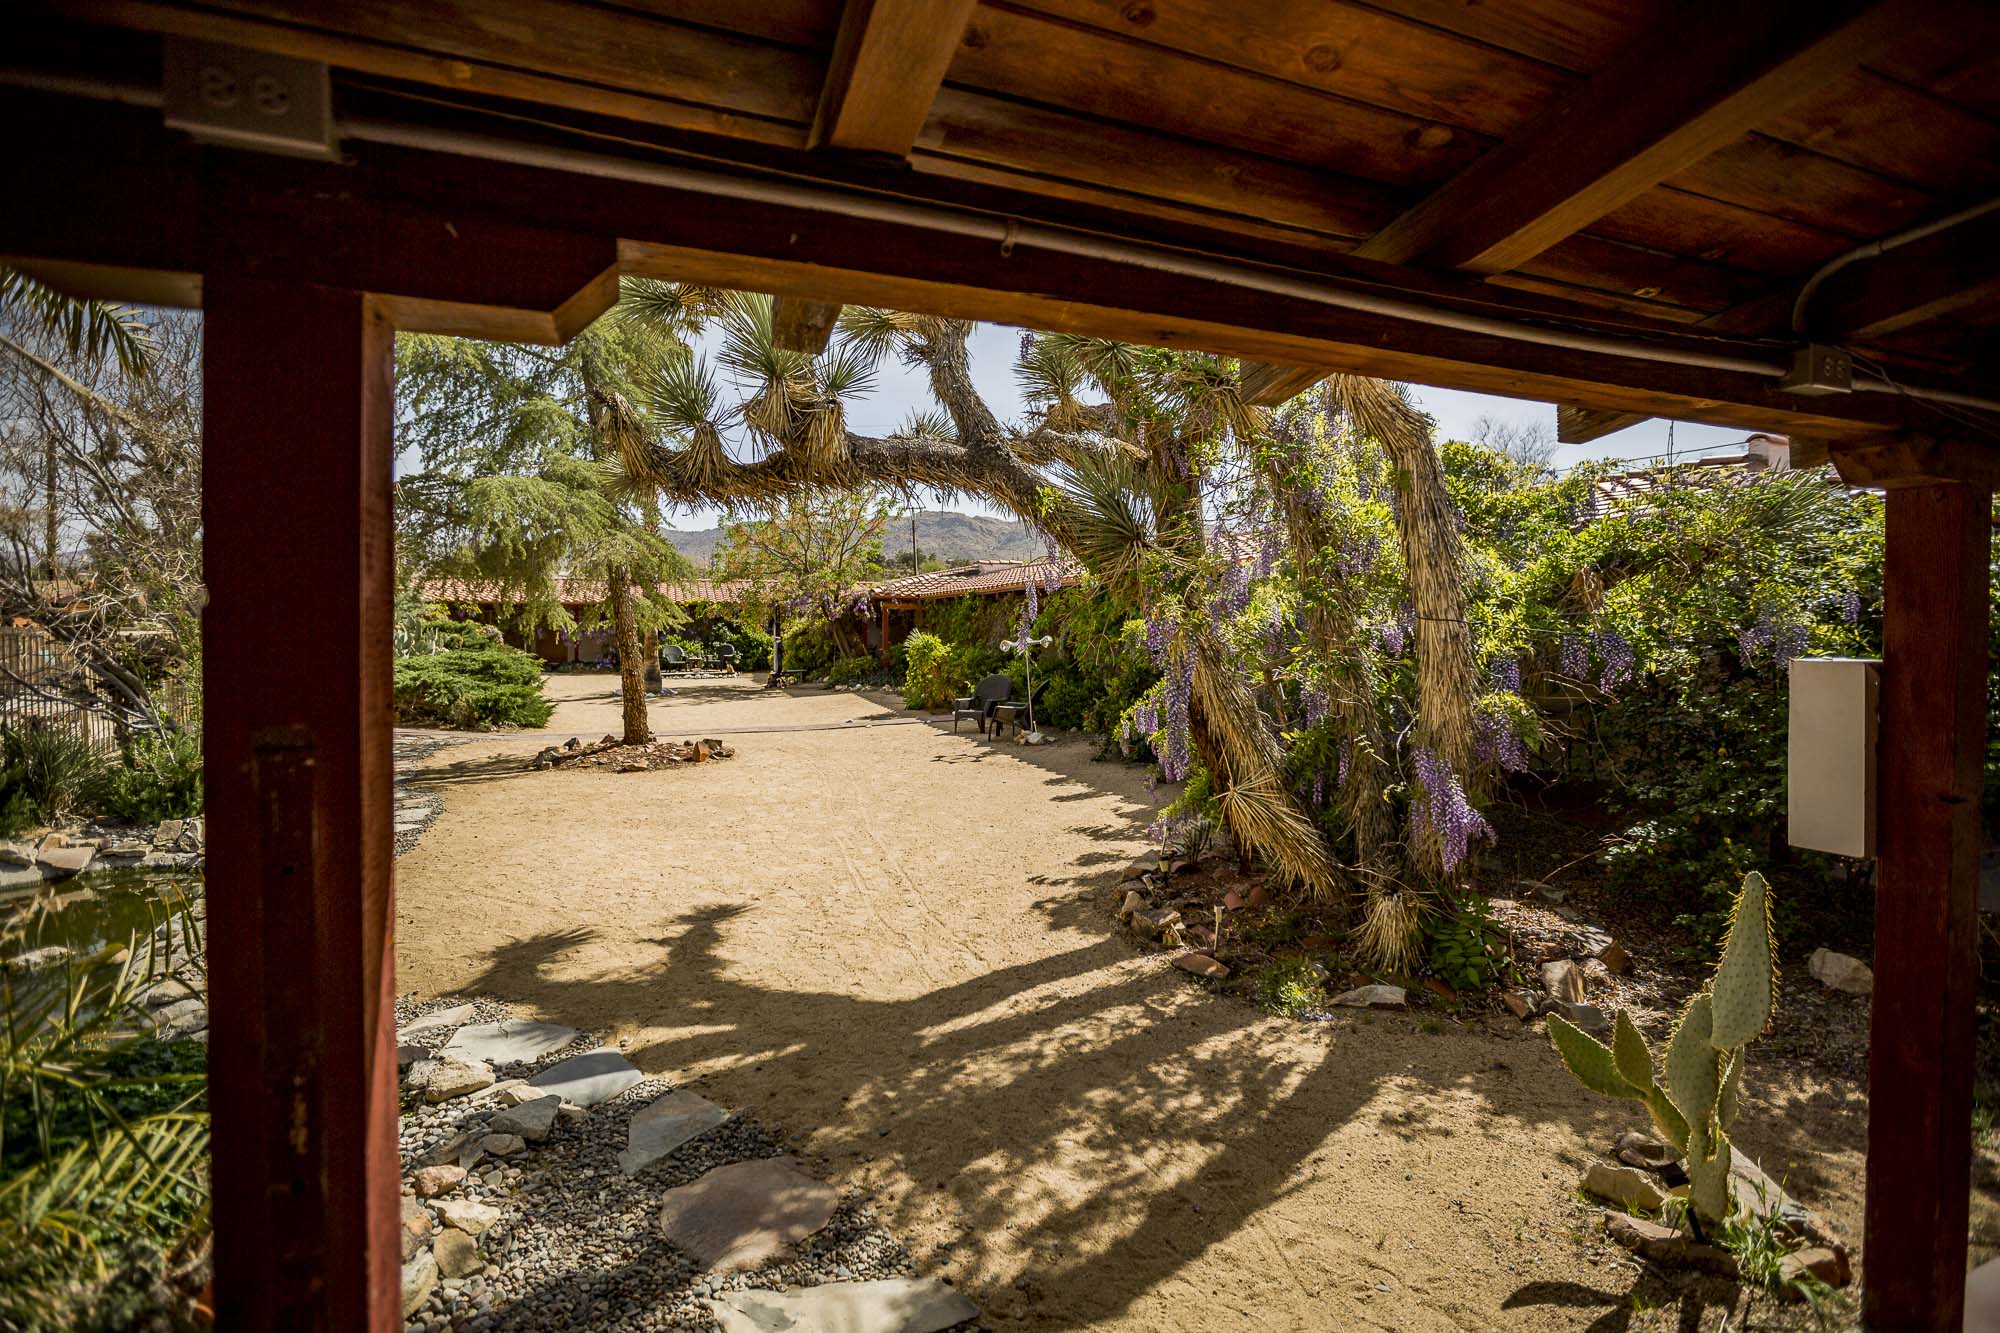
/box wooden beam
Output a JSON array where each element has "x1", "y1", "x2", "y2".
[
  {"x1": 771, "y1": 297, "x2": 843, "y2": 354},
  {"x1": 1237, "y1": 361, "x2": 1329, "y2": 407},
  {"x1": 1830, "y1": 435, "x2": 2000, "y2": 490},
  {"x1": 1352, "y1": 0, "x2": 1918, "y2": 274},
  {"x1": 203, "y1": 276, "x2": 398, "y2": 1330},
  {"x1": 1867, "y1": 477, "x2": 1988, "y2": 1329},
  {"x1": 1808, "y1": 207, "x2": 2000, "y2": 342},
  {"x1": 1556, "y1": 404, "x2": 1646, "y2": 444},
  {"x1": 811, "y1": 0, "x2": 979, "y2": 155}
]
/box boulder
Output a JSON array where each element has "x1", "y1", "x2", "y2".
[
  {"x1": 407, "y1": 1057, "x2": 495, "y2": 1105},
  {"x1": 400, "y1": 1196, "x2": 432, "y2": 1262},
  {"x1": 490, "y1": 1094, "x2": 562, "y2": 1143},
  {"x1": 1332, "y1": 984, "x2": 1407, "y2": 1010},
  {"x1": 480, "y1": 1133, "x2": 526, "y2": 1158},
  {"x1": 1171, "y1": 952, "x2": 1230, "y2": 980},
  {"x1": 1582, "y1": 1162, "x2": 1667, "y2": 1212},
  {"x1": 708, "y1": 1279, "x2": 981, "y2": 1333},
  {"x1": 400, "y1": 1249, "x2": 438, "y2": 1317},
  {"x1": 1540, "y1": 960, "x2": 1587, "y2": 1004},
  {"x1": 442, "y1": 1019, "x2": 578, "y2": 1067},
  {"x1": 1808, "y1": 948, "x2": 1873, "y2": 995},
  {"x1": 398, "y1": 1003, "x2": 477, "y2": 1038},
  {"x1": 4, "y1": 945, "x2": 70, "y2": 974},
  {"x1": 433, "y1": 1198, "x2": 501, "y2": 1235},
  {"x1": 410, "y1": 1164, "x2": 466, "y2": 1198},
  {"x1": 432, "y1": 1226, "x2": 482, "y2": 1280},
  {"x1": 35, "y1": 844, "x2": 93, "y2": 880},
  {"x1": 0, "y1": 841, "x2": 34, "y2": 867}
]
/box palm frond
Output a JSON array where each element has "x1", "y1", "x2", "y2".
[
  {"x1": 897, "y1": 408, "x2": 957, "y2": 442},
  {"x1": 1053, "y1": 451, "x2": 1154, "y2": 596},
  {"x1": 0, "y1": 266, "x2": 154, "y2": 379},
  {"x1": 835, "y1": 306, "x2": 920, "y2": 361}
]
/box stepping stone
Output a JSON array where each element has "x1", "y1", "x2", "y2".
[
  {"x1": 490, "y1": 1095, "x2": 561, "y2": 1143},
  {"x1": 657, "y1": 1157, "x2": 839, "y2": 1274},
  {"x1": 36, "y1": 845, "x2": 93, "y2": 879},
  {"x1": 400, "y1": 1003, "x2": 476, "y2": 1037},
  {"x1": 709, "y1": 1278, "x2": 980, "y2": 1333},
  {"x1": 442, "y1": 1019, "x2": 578, "y2": 1066},
  {"x1": 526, "y1": 1048, "x2": 642, "y2": 1107},
  {"x1": 619, "y1": 1091, "x2": 730, "y2": 1177}
]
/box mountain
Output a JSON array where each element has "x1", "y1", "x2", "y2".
[{"x1": 664, "y1": 510, "x2": 1043, "y2": 568}]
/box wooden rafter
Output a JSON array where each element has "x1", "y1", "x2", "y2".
[
  {"x1": 1352, "y1": 0, "x2": 1920, "y2": 275},
  {"x1": 1806, "y1": 208, "x2": 2000, "y2": 342},
  {"x1": 1237, "y1": 361, "x2": 1329, "y2": 408},
  {"x1": 811, "y1": 0, "x2": 978, "y2": 155},
  {"x1": 1556, "y1": 404, "x2": 1646, "y2": 445},
  {"x1": 771, "y1": 297, "x2": 842, "y2": 354}
]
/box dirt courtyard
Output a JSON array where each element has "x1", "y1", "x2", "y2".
[{"x1": 395, "y1": 672, "x2": 1876, "y2": 1330}]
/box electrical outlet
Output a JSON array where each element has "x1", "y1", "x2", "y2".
[
  {"x1": 1779, "y1": 342, "x2": 1853, "y2": 396},
  {"x1": 163, "y1": 38, "x2": 336, "y2": 160}
]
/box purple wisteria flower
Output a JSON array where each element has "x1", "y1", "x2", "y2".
[
  {"x1": 1490, "y1": 658, "x2": 1521, "y2": 695},
  {"x1": 1335, "y1": 739, "x2": 1350, "y2": 787},
  {"x1": 1035, "y1": 524, "x2": 1064, "y2": 592},
  {"x1": 1739, "y1": 612, "x2": 1810, "y2": 667},
  {"x1": 1017, "y1": 578, "x2": 1040, "y2": 656},
  {"x1": 1302, "y1": 678, "x2": 1330, "y2": 728},
  {"x1": 1475, "y1": 709, "x2": 1530, "y2": 774},
  {"x1": 1593, "y1": 628, "x2": 1634, "y2": 691},
  {"x1": 1409, "y1": 747, "x2": 1494, "y2": 875},
  {"x1": 1559, "y1": 633, "x2": 1589, "y2": 680},
  {"x1": 1839, "y1": 588, "x2": 1862, "y2": 625},
  {"x1": 1160, "y1": 653, "x2": 1194, "y2": 782},
  {"x1": 1313, "y1": 772, "x2": 1326, "y2": 806}
]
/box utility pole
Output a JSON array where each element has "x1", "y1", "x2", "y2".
[{"x1": 909, "y1": 509, "x2": 919, "y2": 573}]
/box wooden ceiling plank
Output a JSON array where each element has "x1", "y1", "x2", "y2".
[
  {"x1": 1808, "y1": 208, "x2": 2000, "y2": 342},
  {"x1": 811, "y1": 0, "x2": 978, "y2": 154},
  {"x1": 1557, "y1": 404, "x2": 1647, "y2": 444},
  {"x1": 1237, "y1": 362, "x2": 1329, "y2": 407},
  {"x1": 1352, "y1": 0, "x2": 1923, "y2": 275},
  {"x1": 771, "y1": 297, "x2": 843, "y2": 353}
]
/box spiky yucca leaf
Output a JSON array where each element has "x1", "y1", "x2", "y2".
[
  {"x1": 1213, "y1": 768, "x2": 1339, "y2": 901},
  {"x1": 1548, "y1": 1013, "x2": 1640, "y2": 1100},
  {"x1": 897, "y1": 409, "x2": 956, "y2": 442},
  {"x1": 1352, "y1": 886, "x2": 1424, "y2": 973},
  {"x1": 1709, "y1": 870, "x2": 1775, "y2": 1049}
]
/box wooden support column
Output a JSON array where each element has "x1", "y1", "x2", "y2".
[
  {"x1": 203, "y1": 276, "x2": 399, "y2": 1331},
  {"x1": 1867, "y1": 478, "x2": 1990, "y2": 1330},
  {"x1": 879, "y1": 599, "x2": 891, "y2": 665}
]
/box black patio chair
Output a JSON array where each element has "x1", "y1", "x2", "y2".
[
  {"x1": 711, "y1": 641, "x2": 740, "y2": 672},
  {"x1": 990, "y1": 679, "x2": 1049, "y2": 740},
  {"x1": 952, "y1": 674, "x2": 1012, "y2": 735},
  {"x1": 660, "y1": 643, "x2": 691, "y2": 673}
]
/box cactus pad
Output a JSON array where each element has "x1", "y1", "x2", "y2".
[
  {"x1": 1709, "y1": 871, "x2": 1775, "y2": 1049},
  {"x1": 1611, "y1": 1011, "x2": 1656, "y2": 1091},
  {"x1": 1548, "y1": 1013, "x2": 1639, "y2": 1100}
]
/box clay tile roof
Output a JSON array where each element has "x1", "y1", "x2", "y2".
[
  {"x1": 418, "y1": 577, "x2": 748, "y2": 605},
  {"x1": 866, "y1": 558, "x2": 1083, "y2": 602}
]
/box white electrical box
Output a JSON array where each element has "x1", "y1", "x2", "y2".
[{"x1": 1788, "y1": 657, "x2": 1879, "y2": 858}]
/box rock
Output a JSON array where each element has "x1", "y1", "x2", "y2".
[
  {"x1": 1603, "y1": 1214, "x2": 1736, "y2": 1275},
  {"x1": 1778, "y1": 1246, "x2": 1851, "y2": 1291},
  {"x1": 1598, "y1": 941, "x2": 1631, "y2": 974},
  {"x1": 489, "y1": 1095, "x2": 562, "y2": 1144},
  {"x1": 1222, "y1": 890, "x2": 1246, "y2": 911},
  {"x1": 1332, "y1": 984, "x2": 1407, "y2": 1010},
  {"x1": 399, "y1": 1003, "x2": 477, "y2": 1037},
  {"x1": 1730, "y1": 1152, "x2": 1844, "y2": 1253},
  {"x1": 407, "y1": 1056, "x2": 495, "y2": 1104},
  {"x1": 1501, "y1": 990, "x2": 1538, "y2": 1020},
  {"x1": 619, "y1": 1090, "x2": 731, "y2": 1177},
  {"x1": 1614, "y1": 1131, "x2": 1676, "y2": 1172},
  {"x1": 1129, "y1": 906, "x2": 1182, "y2": 938},
  {"x1": 0, "y1": 865, "x2": 43, "y2": 892},
  {"x1": 1583, "y1": 1162, "x2": 1667, "y2": 1212},
  {"x1": 433, "y1": 1226, "x2": 482, "y2": 1279},
  {"x1": 1118, "y1": 890, "x2": 1147, "y2": 922},
  {"x1": 492, "y1": 1082, "x2": 548, "y2": 1107},
  {"x1": 1540, "y1": 959, "x2": 1587, "y2": 1004},
  {"x1": 657, "y1": 1157, "x2": 840, "y2": 1274},
  {"x1": 709, "y1": 1278, "x2": 981, "y2": 1333},
  {"x1": 1808, "y1": 948, "x2": 1873, "y2": 995},
  {"x1": 441, "y1": 1019, "x2": 578, "y2": 1067},
  {"x1": 414, "y1": 1129, "x2": 483, "y2": 1170},
  {"x1": 1548, "y1": 1000, "x2": 1611, "y2": 1035},
  {"x1": 1246, "y1": 884, "x2": 1271, "y2": 909},
  {"x1": 400, "y1": 1196, "x2": 432, "y2": 1262},
  {"x1": 411, "y1": 1164, "x2": 466, "y2": 1198},
  {"x1": 1573, "y1": 926, "x2": 1613, "y2": 955},
  {"x1": 1968, "y1": 1256, "x2": 2000, "y2": 1330},
  {"x1": 0, "y1": 841, "x2": 35, "y2": 866},
  {"x1": 480, "y1": 1133, "x2": 525, "y2": 1158},
  {"x1": 1171, "y1": 952, "x2": 1230, "y2": 980},
  {"x1": 4, "y1": 945, "x2": 70, "y2": 973},
  {"x1": 433, "y1": 1198, "x2": 502, "y2": 1235},
  {"x1": 396, "y1": 1043, "x2": 427, "y2": 1072},
  {"x1": 525, "y1": 1048, "x2": 643, "y2": 1107},
  {"x1": 1120, "y1": 859, "x2": 1154, "y2": 883},
  {"x1": 35, "y1": 844, "x2": 93, "y2": 879},
  {"x1": 401, "y1": 1248, "x2": 438, "y2": 1317}
]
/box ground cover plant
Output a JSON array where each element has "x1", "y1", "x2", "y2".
[{"x1": 392, "y1": 618, "x2": 554, "y2": 731}]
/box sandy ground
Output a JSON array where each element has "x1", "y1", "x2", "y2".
[{"x1": 396, "y1": 673, "x2": 1875, "y2": 1331}]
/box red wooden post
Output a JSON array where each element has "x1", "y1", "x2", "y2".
[
  {"x1": 879, "y1": 600, "x2": 891, "y2": 665},
  {"x1": 203, "y1": 276, "x2": 400, "y2": 1330},
  {"x1": 1866, "y1": 478, "x2": 1990, "y2": 1330}
]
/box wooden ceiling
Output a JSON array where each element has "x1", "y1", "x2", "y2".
[{"x1": 11, "y1": 0, "x2": 2000, "y2": 445}]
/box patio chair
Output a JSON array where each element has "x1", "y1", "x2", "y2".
[
  {"x1": 952, "y1": 674, "x2": 1012, "y2": 735},
  {"x1": 712, "y1": 641, "x2": 740, "y2": 672},
  {"x1": 990, "y1": 679, "x2": 1049, "y2": 740},
  {"x1": 660, "y1": 643, "x2": 691, "y2": 673}
]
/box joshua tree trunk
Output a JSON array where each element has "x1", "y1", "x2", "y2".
[{"x1": 607, "y1": 567, "x2": 650, "y2": 745}]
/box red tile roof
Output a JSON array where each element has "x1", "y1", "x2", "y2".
[
  {"x1": 865, "y1": 559, "x2": 1082, "y2": 603},
  {"x1": 419, "y1": 577, "x2": 748, "y2": 606}
]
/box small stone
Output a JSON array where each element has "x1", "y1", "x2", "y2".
[
  {"x1": 1129, "y1": 906, "x2": 1182, "y2": 938},
  {"x1": 1598, "y1": 941, "x2": 1631, "y2": 974},
  {"x1": 1501, "y1": 990, "x2": 1538, "y2": 1020},
  {"x1": 433, "y1": 1227, "x2": 482, "y2": 1279},
  {"x1": 480, "y1": 1133, "x2": 525, "y2": 1158},
  {"x1": 434, "y1": 1199, "x2": 502, "y2": 1235},
  {"x1": 401, "y1": 1196, "x2": 433, "y2": 1262},
  {"x1": 407, "y1": 1057, "x2": 495, "y2": 1104},
  {"x1": 1778, "y1": 1246, "x2": 1851, "y2": 1291},
  {"x1": 1808, "y1": 948, "x2": 1873, "y2": 995},
  {"x1": 490, "y1": 1095, "x2": 561, "y2": 1143},
  {"x1": 1332, "y1": 984, "x2": 1406, "y2": 1010},
  {"x1": 1614, "y1": 1131, "x2": 1676, "y2": 1171},
  {"x1": 397, "y1": 1043, "x2": 427, "y2": 1071},
  {"x1": 1540, "y1": 960, "x2": 1587, "y2": 1004},
  {"x1": 401, "y1": 1249, "x2": 438, "y2": 1317},
  {"x1": 1120, "y1": 859, "x2": 1153, "y2": 883},
  {"x1": 1172, "y1": 952, "x2": 1230, "y2": 980},
  {"x1": 1583, "y1": 1162, "x2": 1667, "y2": 1212},
  {"x1": 411, "y1": 1165, "x2": 467, "y2": 1198},
  {"x1": 1549, "y1": 1000, "x2": 1611, "y2": 1035},
  {"x1": 1118, "y1": 890, "x2": 1147, "y2": 922},
  {"x1": 1222, "y1": 891, "x2": 1246, "y2": 911}
]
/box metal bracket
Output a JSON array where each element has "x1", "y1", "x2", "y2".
[{"x1": 163, "y1": 38, "x2": 337, "y2": 160}]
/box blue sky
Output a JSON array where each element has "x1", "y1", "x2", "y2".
[{"x1": 660, "y1": 320, "x2": 1753, "y2": 532}]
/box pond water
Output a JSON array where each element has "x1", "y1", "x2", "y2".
[{"x1": 1, "y1": 868, "x2": 202, "y2": 975}]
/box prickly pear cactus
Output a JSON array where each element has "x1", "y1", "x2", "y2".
[{"x1": 1546, "y1": 870, "x2": 1776, "y2": 1227}]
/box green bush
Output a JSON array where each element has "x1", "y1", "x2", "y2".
[
  {"x1": 393, "y1": 633, "x2": 553, "y2": 730},
  {"x1": 824, "y1": 655, "x2": 879, "y2": 686},
  {"x1": 1422, "y1": 894, "x2": 1516, "y2": 993},
  {"x1": 92, "y1": 731, "x2": 203, "y2": 824},
  {"x1": 902, "y1": 630, "x2": 956, "y2": 710},
  {"x1": 0, "y1": 723, "x2": 106, "y2": 830}
]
